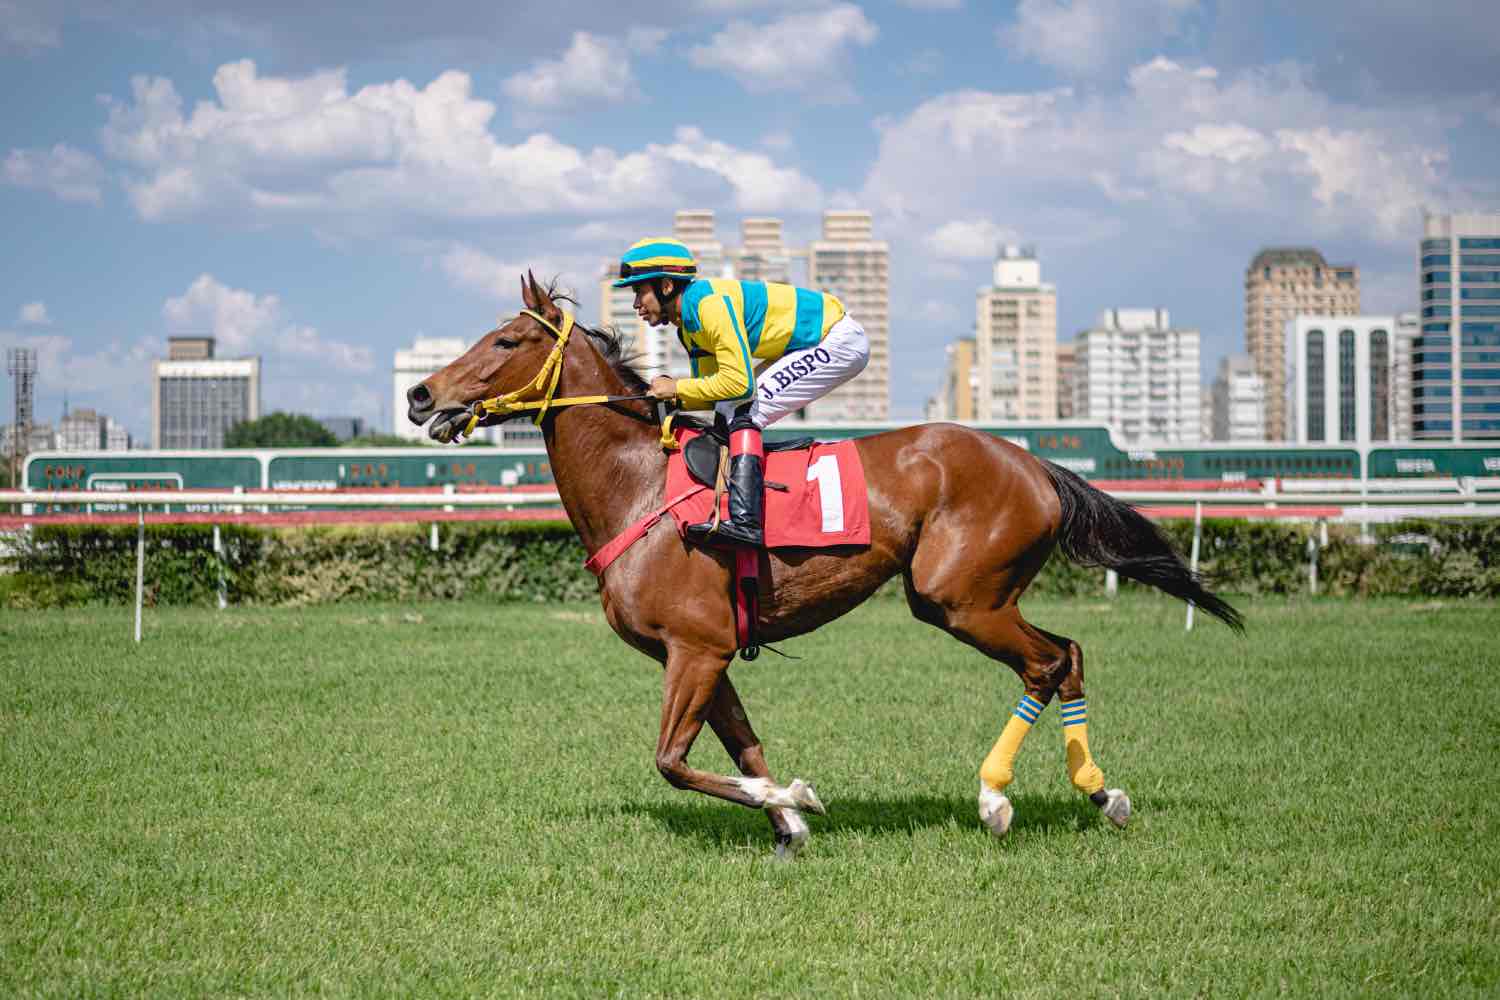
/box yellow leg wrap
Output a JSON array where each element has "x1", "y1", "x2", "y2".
[
  {"x1": 979, "y1": 715, "x2": 1033, "y2": 791},
  {"x1": 1061, "y1": 697, "x2": 1106, "y2": 794}
]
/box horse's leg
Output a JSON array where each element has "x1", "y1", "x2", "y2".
[
  {"x1": 703, "y1": 675, "x2": 812, "y2": 859},
  {"x1": 1045, "y1": 627, "x2": 1131, "y2": 828},
  {"x1": 654, "y1": 646, "x2": 825, "y2": 818}
]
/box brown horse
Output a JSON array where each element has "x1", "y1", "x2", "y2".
[{"x1": 408, "y1": 274, "x2": 1241, "y2": 857}]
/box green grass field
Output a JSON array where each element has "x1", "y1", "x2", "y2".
[{"x1": 3, "y1": 595, "x2": 1499, "y2": 997}]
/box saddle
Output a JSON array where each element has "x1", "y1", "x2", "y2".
[{"x1": 680, "y1": 414, "x2": 813, "y2": 489}]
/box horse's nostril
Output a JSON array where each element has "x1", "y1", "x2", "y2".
[{"x1": 409, "y1": 383, "x2": 431, "y2": 406}]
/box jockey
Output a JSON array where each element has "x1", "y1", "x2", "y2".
[{"x1": 615, "y1": 236, "x2": 870, "y2": 548}]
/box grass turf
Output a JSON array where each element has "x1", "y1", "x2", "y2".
[{"x1": 2, "y1": 594, "x2": 1498, "y2": 997}]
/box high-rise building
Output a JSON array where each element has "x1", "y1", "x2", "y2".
[
  {"x1": 152, "y1": 337, "x2": 260, "y2": 449},
  {"x1": 1245, "y1": 248, "x2": 1360, "y2": 440},
  {"x1": 1055, "y1": 341, "x2": 1078, "y2": 419},
  {"x1": 1391, "y1": 312, "x2": 1419, "y2": 441},
  {"x1": 1287, "y1": 315, "x2": 1397, "y2": 445},
  {"x1": 58, "y1": 407, "x2": 106, "y2": 451},
  {"x1": 104, "y1": 417, "x2": 132, "y2": 451},
  {"x1": 929, "y1": 338, "x2": 977, "y2": 421},
  {"x1": 731, "y1": 218, "x2": 792, "y2": 284},
  {"x1": 673, "y1": 209, "x2": 725, "y2": 281},
  {"x1": 1210, "y1": 355, "x2": 1266, "y2": 442},
  {"x1": 806, "y1": 210, "x2": 890, "y2": 420},
  {"x1": 975, "y1": 245, "x2": 1056, "y2": 421},
  {"x1": 1416, "y1": 211, "x2": 1500, "y2": 440},
  {"x1": 1074, "y1": 308, "x2": 1200, "y2": 443},
  {"x1": 392, "y1": 337, "x2": 469, "y2": 443}
]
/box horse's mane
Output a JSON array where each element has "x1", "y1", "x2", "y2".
[{"x1": 542, "y1": 280, "x2": 652, "y2": 394}]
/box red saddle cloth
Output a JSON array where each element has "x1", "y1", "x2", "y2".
[{"x1": 666, "y1": 429, "x2": 871, "y2": 549}]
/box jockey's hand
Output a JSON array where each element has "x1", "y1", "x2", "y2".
[{"x1": 647, "y1": 375, "x2": 678, "y2": 401}]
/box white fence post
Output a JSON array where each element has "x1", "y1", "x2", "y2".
[
  {"x1": 213, "y1": 523, "x2": 226, "y2": 610},
  {"x1": 134, "y1": 507, "x2": 145, "y2": 643},
  {"x1": 1307, "y1": 524, "x2": 1319, "y2": 595},
  {"x1": 1185, "y1": 500, "x2": 1202, "y2": 632}
]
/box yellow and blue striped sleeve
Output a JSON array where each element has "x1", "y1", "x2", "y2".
[{"x1": 674, "y1": 294, "x2": 755, "y2": 410}]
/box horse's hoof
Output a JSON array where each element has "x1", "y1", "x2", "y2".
[
  {"x1": 787, "y1": 779, "x2": 826, "y2": 816},
  {"x1": 773, "y1": 812, "x2": 810, "y2": 861},
  {"x1": 1100, "y1": 788, "x2": 1131, "y2": 828},
  {"x1": 978, "y1": 783, "x2": 1013, "y2": 838}
]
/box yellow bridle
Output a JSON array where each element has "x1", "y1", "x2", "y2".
[{"x1": 462, "y1": 308, "x2": 678, "y2": 448}]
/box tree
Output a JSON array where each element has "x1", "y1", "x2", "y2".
[
  {"x1": 342, "y1": 433, "x2": 413, "y2": 448},
  {"x1": 224, "y1": 412, "x2": 338, "y2": 448}
]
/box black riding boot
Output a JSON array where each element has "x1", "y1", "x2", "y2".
[{"x1": 687, "y1": 440, "x2": 765, "y2": 548}]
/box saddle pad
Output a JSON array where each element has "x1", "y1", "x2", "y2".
[{"x1": 665, "y1": 429, "x2": 871, "y2": 549}]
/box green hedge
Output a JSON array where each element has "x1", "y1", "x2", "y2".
[{"x1": 3, "y1": 518, "x2": 1499, "y2": 609}]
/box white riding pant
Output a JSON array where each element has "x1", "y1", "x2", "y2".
[{"x1": 713, "y1": 314, "x2": 870, "y2": 430}]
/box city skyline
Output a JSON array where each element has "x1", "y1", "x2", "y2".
[{"x1": 3, "y1": 2, "x2": 1497, "y2": 441}]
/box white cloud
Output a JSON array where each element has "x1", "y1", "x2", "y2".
[
  {"x1": 649, "y1": 126, "x2": 822, "y2": 211},
  {"x1": 3, "y1": 144, "x2": 105, "y2": 203},
  {"x1": 435, "y1": 244, "x2": 604, "y2": 321},
  {"x1": 1162, "y1": 123, "x2": 1272, "y2": 163},
  {"x1": 760, "y1": 131, "x2": 794, "y2": 151},
  {"x1": 865, "y1": 58, "x2": 1454, "y2": 245},
  {"x1": 925, "y1": 220, "x2": 1019, "y2": 260},
  {"x1": 86, "y1": 60, "x2": 813, "y2": 229},
  {"x1": 163, "y1": 274, "x2": 373, "y2": 374},
  {"x1": 688, "y1": 3, "x2": 877, "y2": 101},
  {"x1": 501, "y1": 32, "x2": 638, "y2": 115},
  {"x1": 1000, "y1": 0, "x2": 1199, "y2": 77},
  {"x1": 18, "y1": 302, "x2": 51, "y2": 325}
]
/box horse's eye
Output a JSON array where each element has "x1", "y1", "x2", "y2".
[{"x1": 495, "y1": 337, "x2": 518, "y2": 350}]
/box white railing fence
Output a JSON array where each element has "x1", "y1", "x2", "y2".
[{"x1": 3, "y1": 484, "x2": 1499, "y2": 642}]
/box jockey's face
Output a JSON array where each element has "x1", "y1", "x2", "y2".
[{"x1": 632, "y1": 280, "x2": 675, "y2": 327}]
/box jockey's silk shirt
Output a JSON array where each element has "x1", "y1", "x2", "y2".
[{"x1": 673, "y1": 278, "x2": 846, "y2": 410}]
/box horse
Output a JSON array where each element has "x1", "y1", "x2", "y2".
[{"x1": 407, "y1": 273, "x2": 1242, "y2": 858}]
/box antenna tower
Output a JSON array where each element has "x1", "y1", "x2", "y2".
[{"x1": 7, "y1": 347, "x2": 37, "y2": 489}]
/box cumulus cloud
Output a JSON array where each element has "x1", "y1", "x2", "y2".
[
  {"x1": 163, "y1": 274, "x2": 374, "y2": 374},
  {"x1": 925, "y1": 220, "x2": 1020, "y2": 260},
  {"x1": 688, "y1": 3, "x2": 877, "y2": 102},
  {"x1": 3, "y1": 144, "x2": 105, "y2": 203},
  {"x1": 649, "y1": 126, "x2": 822, "y2": 211},
  {"x1": 999, "y1": 0, "x2": 1200, "y2": 77},
  {"x1": 83, "y1": 59, "x2": 815, "y2": 228},
  {"x1": 436, "y1": 244, "x2": 597, "y2": 313},
  {"x1": 501, "y1": 32, "x2": 642, "y2": 117},
  {"x1": 864, "y1": 58, "x2": 1454, "y2": 246},
  {"x1": 18, "y1": 302, "x2": 51, "y2": 325}
]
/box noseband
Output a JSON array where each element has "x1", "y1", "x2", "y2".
[{"x1": 463, "y1": 308, "x2": 674, "y2": 446}]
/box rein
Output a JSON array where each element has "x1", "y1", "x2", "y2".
[{"x1": 463, "y1": 308, "x2": 674, "y2": 446}]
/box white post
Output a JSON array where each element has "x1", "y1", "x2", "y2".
[
  {"x1": 134, "y1": 506, "x2": 145, "y2": 643},
  {"x1": 433, "y1": 482, "x2": 455, "y2": 552},
  {"x1": 1307, "y1": 527, "x2": 1319, "y2": 596},
  {"x1": 1185, "y1": 500, "x2": 1202, "y2": 632},
  {"x1": 1104, "y1": 569, "x2": 1118, "y2": 597},
  {"x1": 213, "y1": 523, "x2": 226, "y2": 610}
]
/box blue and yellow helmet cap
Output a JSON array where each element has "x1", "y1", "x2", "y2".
[{"x1": 613, "y1": 237, "x2": 697, "y2": 287}]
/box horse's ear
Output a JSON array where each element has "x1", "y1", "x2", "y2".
[
  {"x1": 527, "y1": 270, "x2": 561, "y2": 324},
  {"x1": 519, "y1": 274, "x2": 537, "y2": 311}
]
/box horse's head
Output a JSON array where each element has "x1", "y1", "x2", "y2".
[{"x1": 406, "y1": 271, "x2": 567, "y2": 443}]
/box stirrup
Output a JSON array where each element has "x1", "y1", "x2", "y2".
[{"x1": 686, "y1": 518, "x2": 763, "y2": 548}]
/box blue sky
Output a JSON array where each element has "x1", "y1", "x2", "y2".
[{"x1": 3, "y1": 0, "x2": 1497, "y2": 441}]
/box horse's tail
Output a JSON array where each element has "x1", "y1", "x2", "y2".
[{"x1": 1040, "y1": 460, "x2": 1244, "y2": 632}]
